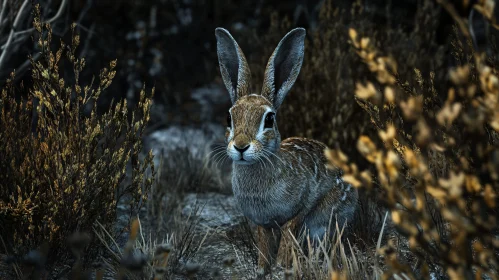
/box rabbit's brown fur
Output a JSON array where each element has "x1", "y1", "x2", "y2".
[{"x1": 215, "y1": 27, "x2": 358, "y2": 276}]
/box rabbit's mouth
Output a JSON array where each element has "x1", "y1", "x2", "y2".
[
  {"x1": 229, "y1": 152, "x2": 262, "y2": 165},
  {"x1": 234, "y1": 158, "x2": 253, "y2": 165},
  {"x1": 232, "y1": 155, "x2": 256, "y2": 165},
  {"x1": 228, "y1": 141, "x2": 261, "y2": 165}
]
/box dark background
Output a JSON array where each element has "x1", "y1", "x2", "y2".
[{"x1": 1, "y1": 0, "x2": 469, "y2": 129}]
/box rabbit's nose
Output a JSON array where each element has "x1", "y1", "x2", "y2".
[
  {"x1": 234, "y1": 134, "x2": 250, "y2": 154},
  {"x1": 234, "y1": 145, "x2": 249, "y2": 154}
]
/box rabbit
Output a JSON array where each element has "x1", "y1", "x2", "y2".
[{"x1": 215, "y1": 27, "x2": 358, "y2": 275}]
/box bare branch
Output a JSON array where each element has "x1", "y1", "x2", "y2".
[
  {"x1": 13, "y1": 0, "x2": 68, "y2": 37},
  {"x1": 0, "y1": 0, "x2": 8, "y2": 35},
  {"x1": 0, "y1": 0, "x2": 29, "y2": 72},
  {"x1": 0, "y1": 0, "x2": 69, "y2": 77}
]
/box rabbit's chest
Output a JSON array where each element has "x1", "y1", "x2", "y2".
[{"x1": 232, "y1": 178, "x2": 302, "y2": 228}]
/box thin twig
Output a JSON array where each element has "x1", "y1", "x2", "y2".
[
  {"x1": 374, "y1": 211, "x2": 389, "y2": 280},
  {"x1": 0, "y1": 33, "x2": 28, "y2": 50},
  {"x1": 79, "y1": 22, "x2": 95, "y2": 59},
  {"x1": 0, "y1": 0, "x2": 29, "y2": 71},
  {"x1": 76, "y1": 0, "x2": 92, "y2": 27},
  {"x1": 93, "y1": 220, "x2": 123, "y2": 260},
  {"x1": 0, "y1": 234, "x2": 21, "y2": 279},
  {"x1": 232, "y1": 243, "x2": 247, "y2": 270},
  {"x1": 0, "y1": 0, "x2": 69, "y2": 72},
  {"x1": 0, "y1": 0, "x2": 8, "y2": 35},
  {"x1": 12, "y1": 0, "x2": 68, "y2": 37},
  {"x1": 435, "y1": 0, "x2": 471, "y2": 38},
  {"x1": 13, "y1": 52, "x2": 40, "y2": 82}
]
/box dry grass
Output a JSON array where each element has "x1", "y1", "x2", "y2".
[
  {"x1": 277, "y1": 214, "x2": 389, "y2": 280},
  {"x1": 93, "y1": 137, "x2": 229, "y2": 279},
  {"x1": 93, "y1": 212, "x2": 209, "y2": 279},
  {"x1": 148, "y1": 145, "x2": 228, "y2": 219}
]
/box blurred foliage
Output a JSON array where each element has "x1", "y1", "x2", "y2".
[
  {"x1": 326, "y1": 0, "x2": 499, "y2": 278},
  {"x1": 0, "y1": 5, "x2": 154, "y2": 275}
]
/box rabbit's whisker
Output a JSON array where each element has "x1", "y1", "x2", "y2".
[
  {"x1": 206, "y1": 145, "x2": 226, "y2": 158},
  {"x1": 257, "y1": 156, "x2": 267, "y2": 169},
  {"x1": 264, "y1": 149, "x2": 286, "y2": 166},
  {"x1": 260, "y1": 150, "x2": 276, "y2": 170},
  {"x1": 213, "y1": 150, "x2": 227, "y2": 169}
]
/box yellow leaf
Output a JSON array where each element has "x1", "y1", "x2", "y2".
[
  {"x1": 355, "y1": 82, "x2": 376, "y2": 100},
  {"x1": 342, "y1": 174, "x2": 361, "y2": 188},
  {"x1": 348, "y1": 28, "x2": 357, "y2": 41}
]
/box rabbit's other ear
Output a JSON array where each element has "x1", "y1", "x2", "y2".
[
  {"x1": 261, "y1": 28, "x2": 305, "y2": 109},
  {"x1": 215, "y1": 28, "x2": 252, "y2": 104}
]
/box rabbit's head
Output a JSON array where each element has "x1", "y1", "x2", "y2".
[{"x1": 215, "y1": 27, "x2": 305, "y2": 165}]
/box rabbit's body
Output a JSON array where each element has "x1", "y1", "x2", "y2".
[
  {"x1": 215, "y1": 27, "x2": 358, "y2": 276},
  {"x1": 232, "y1": 136, "x2": 356, "y2": 235}
]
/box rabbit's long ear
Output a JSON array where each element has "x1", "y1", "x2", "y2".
[
  {"x1": 261, "y1": 28, "x2": 305, "y2": 109},
  {"x1": 215, "y1": 28, "x2": 252, "y2": 104}
]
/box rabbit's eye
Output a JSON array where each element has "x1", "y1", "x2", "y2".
[
  {"x1": 264, "y1": 112, "x2": 275, "y2": 129},
  {"x1": 226, "y1": 112, "x2": 232, "y2": 128}
]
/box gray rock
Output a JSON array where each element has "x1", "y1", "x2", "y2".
[
  {"x1": 145, "y1": 123, "x2": 225, "y2": 168},
  {"x1": 181, "y1": 193, "x2": 243, "y2": 229}
]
